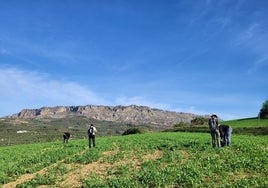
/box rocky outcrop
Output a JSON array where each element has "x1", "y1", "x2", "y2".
[{"x1": 13, "y1": 105, "x2": 202, "y2": 127}]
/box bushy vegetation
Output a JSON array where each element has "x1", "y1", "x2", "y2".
[
  {"x1": 0, "y1": 132, "x2": 267, "y2": 187},
  {"x1": 122, "y1": 128, "x2": 143, "y2": 135},
  {"x1": 259, "y1": 99, "x2": 268, "y2": 118},
  {"x1": 173, "y1": 117, "x2": 209, "y2": 127},
  {"x1": 173, "y1": 121, "x2": 190, "y2": 127},
  {"x1": 190, "y1": 117, "x2": 208, "y2": 125}
]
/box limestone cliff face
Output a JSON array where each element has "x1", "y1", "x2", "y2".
[{"x1": 14, "y1": 105, "x2": 200, "y2": 126}]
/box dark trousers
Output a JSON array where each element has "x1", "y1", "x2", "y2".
[
  {"x1": 63, "y1": 136, "x2": 69, "y2": 143},
  {"x1": 210, "y1": 129, "x2": 221, "y2": 147},
  {"x1": 89, "y1": 135, "x2": 96, "y2": 147},
  {"x1": 223, "y1": 127, "x2": 232, "y2": 146}
]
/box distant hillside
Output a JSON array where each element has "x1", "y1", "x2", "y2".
[
  {"x1": 1, "y1": 105, "x2": 267, "y2": 146},
  {"x1": 0, "y1": 105, "x2": 205, "y2": 146},
  {"x1": 10, "y1": 105, "x2": 202, "y2": 127}
]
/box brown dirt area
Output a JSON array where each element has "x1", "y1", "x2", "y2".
[
  {"x1": 2, "y1": 148, "x2": 163, "y2": 188},
  {"x1": 57, "y1": 149, "x2": 163, "y2": 187}
]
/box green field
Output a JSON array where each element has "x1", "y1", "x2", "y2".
[
  {"x1": 1, "y1": 116, "x2": 267, "y2": 146},
  {"x1": 223, "y1": 117, "x2": 268, "y2": 128},
  {"x1": 0, "y1": 116, "x2": 156, "y2": 146},
  {"x1": 1, "y1": 132, "x2": 267, "y2": 187},
  {"x1": 222, "y1": 118, "x2": 268, "y2": 135},
  {"x1": 166, "y1": 117, "x2": 268, "y2": 135}
]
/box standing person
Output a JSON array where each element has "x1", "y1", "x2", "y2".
[
  {"x1": 88, "y1": 124, "x2": 97, "y2": 148},
  {"x1": 219, "y1": 124, "x2": 232, "y2": 146},
  {"x1": 208, "y1": 113, "x2": 221, "y2": 147}
]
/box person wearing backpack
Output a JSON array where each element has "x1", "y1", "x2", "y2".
[
  {"x1": 88, "y1": 124, "x2": 97, "y2": 148},
  {"x1": 208, "y1": 113, "x2": 221, "y2": 147}
]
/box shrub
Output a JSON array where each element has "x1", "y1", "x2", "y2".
[
  {"x1": 122, "y1": 128, "x2": 142, "y2": 135},
  {"x1": 173, "y1": 122, "x2": 190, "y2": 128},
  {"x1": 190, "y1": 117, "x2": 208, "y2": 126},
  {"x1": 259, "y1": 100, "x2": 268, "y2": 119}
]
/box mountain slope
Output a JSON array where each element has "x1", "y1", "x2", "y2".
[
  {"x1": 1, "y1": 105, "x2": 205, "y2": 146},
  {"x1": 11, "y1": 105, "x2": 201, "y2": 127}
]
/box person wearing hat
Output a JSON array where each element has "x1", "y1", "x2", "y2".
[
  {"x1": 208, "y1": 113, "x2": 221, "y2": 147},
  {"x1": 88, "y1": 124, "x2": 97, "y2": 148}
]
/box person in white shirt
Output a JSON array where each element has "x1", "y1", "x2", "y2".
[{"x1": 88, "y1": 124, "x2": 97, "y2": 148}]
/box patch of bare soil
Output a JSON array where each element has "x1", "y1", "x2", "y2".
[
  {"x1": 143, "y1": 150, "x2": 163, "y2": 161},
  {"x1": 2, "y1": 147, "x2": 163, "y2": 188},
  {"x1": 57, "y1": 159, "x2": 111, "y2": 187},
  {"x1": 178, "y1": 149, "x2": 190, "y2": 164},
  {"x1": 11, "y1": 119, "x2": 29, "y2": 124},
  {"x1": 2, "y1": 166, "x2": 49, "y2": 188},
  {"x1": 58, "y1": 149, "x2": 163, "y2": 187},
  {"x1": 1, "y1": 148, "x2": 88, "y2": 188},
  {"x1": 57, "y1": 146, "x2": 121, "y2": 187}
]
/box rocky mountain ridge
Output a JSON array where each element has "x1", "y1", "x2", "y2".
[{"x1": 11, "y1": 105, "x2": 203, "y2": 127}]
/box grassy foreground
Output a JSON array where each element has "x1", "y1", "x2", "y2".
[{"x1": 1, "y1": 132, "x2": 268, "y2": 187}]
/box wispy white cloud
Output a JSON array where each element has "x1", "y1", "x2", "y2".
[
  {"x1": 0, "y1": 66, "x2": 260, "y2": 120},
  {"x1": 235, "y1": 23, "x2": 268, "y2": 73},
  {"x1": 172, "y1": 106, "x2": 209, "y2": 116},
  {"x1": 248, "y1": 55, "x2": 268, "y2": 74},
  {"x1": 114, "y1": 94, "x2": 250, "y2": 120},
  {"x1": 235, "y1": 23, "x2": 260, "y2": 46},
  {"x1": 0, "y1": 67, "x2": 106, "y2": 116},
  {"x1": 187, "y1": 0, "x2": 234, "y2": 31},
  {"x1": 1, "y1": 33, "x2": 79, "y2": 67},
  {"x1": 0, "y1": 48, "x2": 10, "y2": 55}
]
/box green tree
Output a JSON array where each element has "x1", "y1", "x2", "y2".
[{"x1": 259, "y1": 100, "x2": 268, "y2": 119}]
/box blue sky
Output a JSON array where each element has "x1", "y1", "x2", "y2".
[{"x1": 0, "y1": 0, "x2": 267, "y2": 120}]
